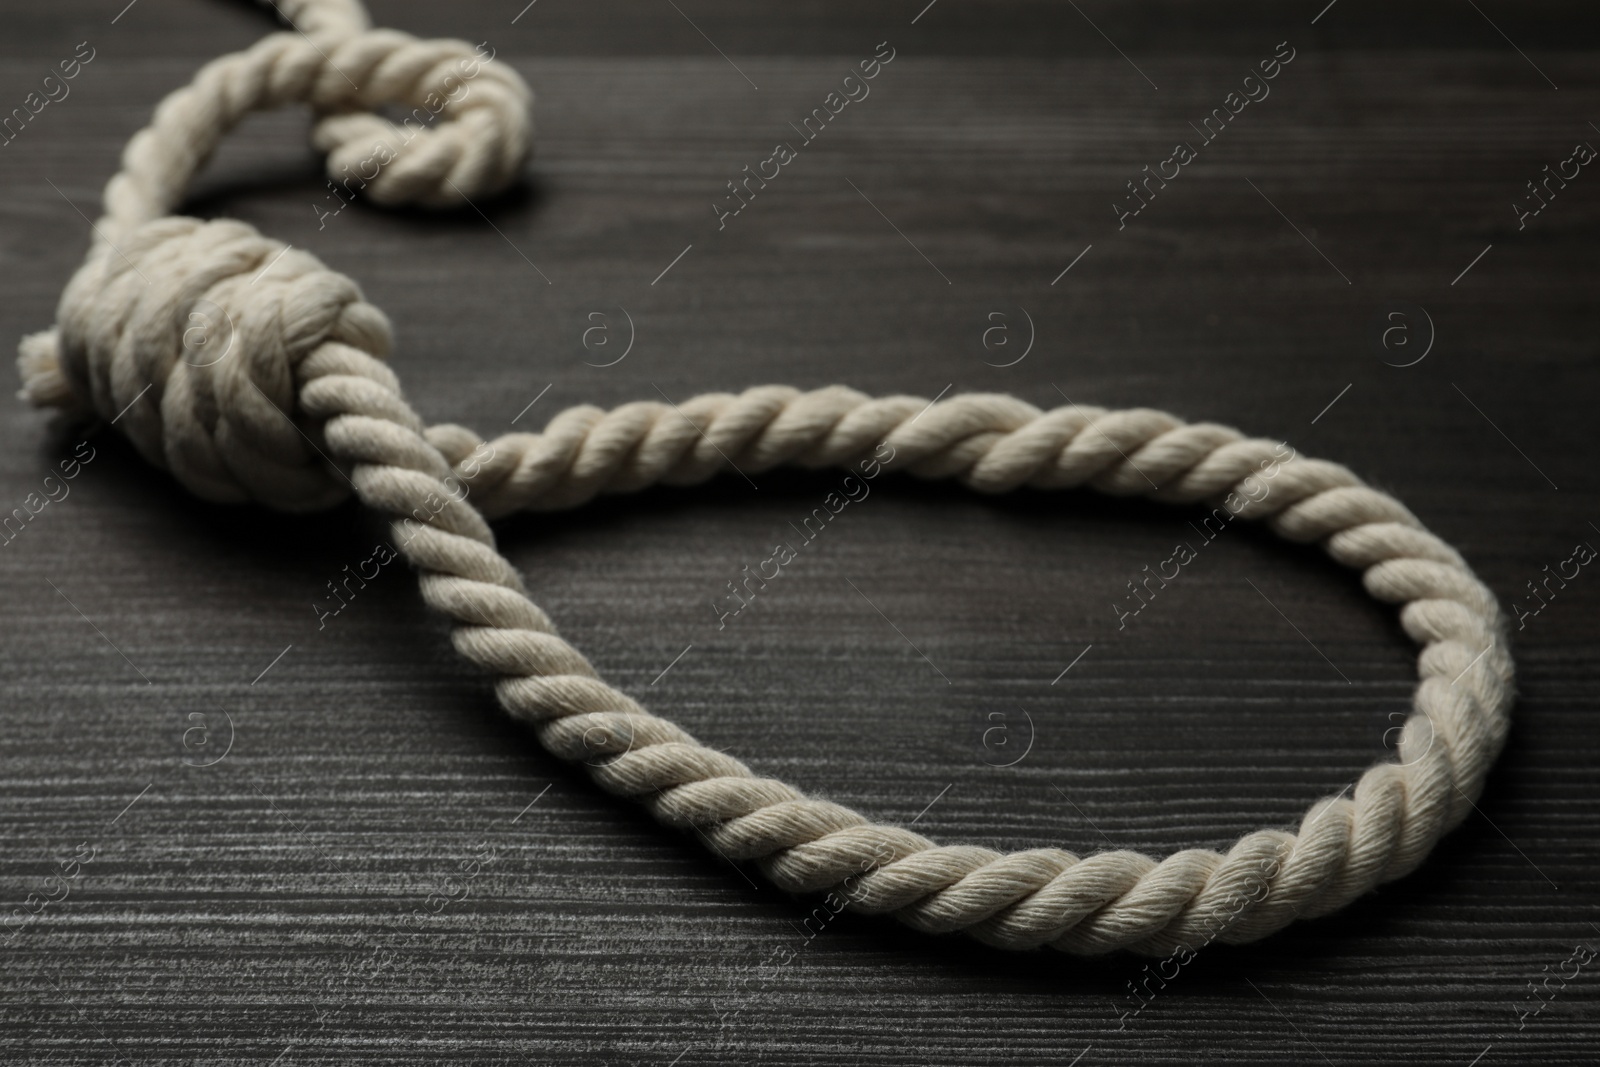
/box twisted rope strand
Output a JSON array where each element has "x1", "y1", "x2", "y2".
[
  {"x1": 16, "y1": 0, "x2": 1515, "y2": 957},
  {"x1": 321, "y1": 366, "x2": 1516, "y2": 955}
]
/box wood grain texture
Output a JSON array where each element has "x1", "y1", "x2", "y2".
[{"x1": 1, "y1": 1, "x2": 1597, "y2": 1064}]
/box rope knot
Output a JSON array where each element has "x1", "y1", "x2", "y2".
[{"x1": 21, "y1": 216, "x2": 391, "y2": 511}]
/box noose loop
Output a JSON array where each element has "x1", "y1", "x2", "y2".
[{"x1": 17, "y1": 0, "x2": 1515, "y2": 955}]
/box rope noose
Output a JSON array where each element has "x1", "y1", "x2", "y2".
[{"x1": 16, "y1": 0, "x2": 1515, "y2": 955}]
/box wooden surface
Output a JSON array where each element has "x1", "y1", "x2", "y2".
[{"x1": 2, "y1": 1, "x2": 1598, "y2": 1063}]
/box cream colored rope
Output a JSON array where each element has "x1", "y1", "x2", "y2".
[{"x1": 17, "y1": 0, "x2": 1514, "y2": 956}]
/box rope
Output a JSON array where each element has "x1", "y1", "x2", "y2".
[{"x1": 16, "y1": 0, "x2": 1515, "y2": 956}]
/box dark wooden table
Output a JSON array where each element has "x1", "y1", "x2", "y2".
[{"x1": 2, "y1": 1, "x2": 1597, "y2": 1063}]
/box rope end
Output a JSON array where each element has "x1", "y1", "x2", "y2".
[{"x1": 16, "y1": 329, "x2": 82, "y2": 414}]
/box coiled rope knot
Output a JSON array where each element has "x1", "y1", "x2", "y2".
[
  {"x1": 20, "y1": 218, "x2": 390, "y2": 510},
  {"x1": 17, "y1": 4, "x2": 532, "y2": 510},
  {"x1": 15, "y1": 0, "x2": 1519, "y2": 957}
]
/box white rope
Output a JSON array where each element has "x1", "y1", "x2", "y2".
[{"x1": 16, "y1": 0, "x2": 1515, "y2": 956}]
